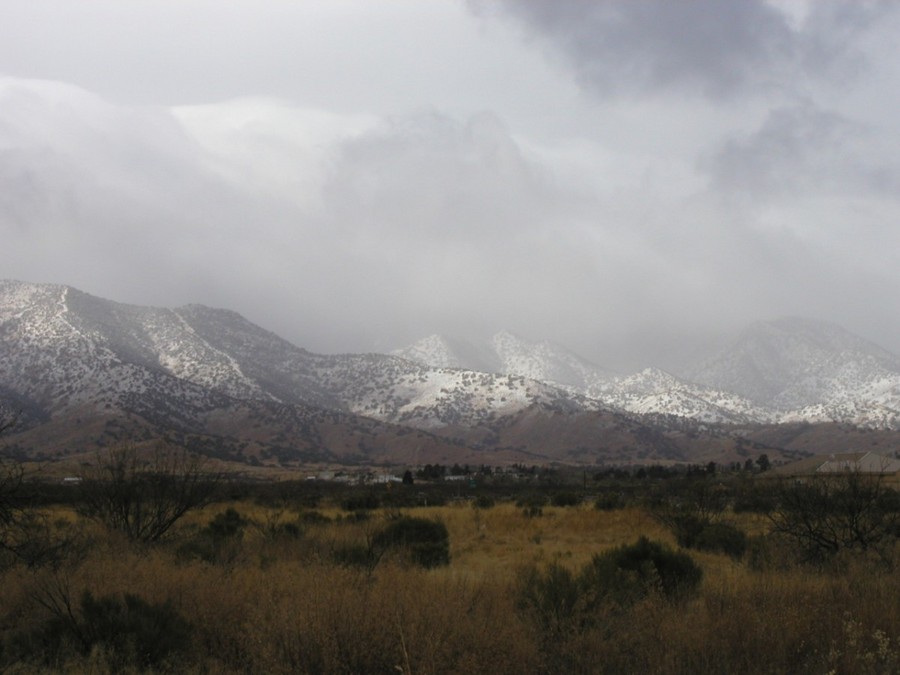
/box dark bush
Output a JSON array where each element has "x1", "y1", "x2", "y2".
[
  {"x1": 177, "y1": 508, "x2": 247, "y2": 564},
  {"x1": 516, "y1": 536, "x2": 702, "y2": 664},
  {"x1": 522, "y1": 505, "x2": 543, "y2": 518},
  {"x1": 11, "y1": 590, "x2": 190, "y2": 669},
  {"x1": 769, "y1": 473, "x2": 900, "y2": 563},
  {"x1": 340, "y1": 492, "x2": 379, "y2": 511},
  {"x1": 298, "y1": 510, "x2": 331, "y2": 524},
  {"x1": 651, "y1": 477, "x2": 732, "y2": 553},
  {"x1": 667, "y1": 513, "x2": 709, "y2": 549},
  {"x1": 693, "y1": 522, "x2": 748, "y2": 559},
  {"x1": 339, "y1": 510, "x2": 371, "y2": 523},
  {"x1": 590, "y1": 536, "x2": 702, "y2": 601},
  {"x1": 550, "y1": 492, "x2": 580, "y2": 507},
  {"x1": 594, "y1": 492, "x2": 625, "y2": 511},
  {"x1": 79, "y1": 591, "x2": 190, "y2": 667},
  {"x1": 746, "y1": 533, "x2": 801, "y2": 572},
  {"x1": 205, "y1": 508, "x2": 246, "y2": 542},
  {"x1": 473, "y1": 495, "x2": 496, "y2": 509},
  {"x1": 332, "y1": 543, "x2": 377, "y2": 570},
  {"x1": 732, "y1": 483, "x2": 778, "y2": 514},
  {"x1": 372, "y1": 517, "x2": 450, "y2": 568},
  {"x1": 516, "y1": 562, "x2": 583, "y2": 638},
  {"x1": 516, "y1": 494, "x2": 547, "y2": 509},
  {"x1": 271, "y1": 521, "x2": 303, "y2": 538},
  {"x1": 517, "y1": 494, "x2": 546, "y2": 518}
]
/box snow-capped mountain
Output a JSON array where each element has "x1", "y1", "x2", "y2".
[
  {"x1": 393, "y1": 330, "x2": 616, "y2": 391},
  {"x1": 685, "y1": 317, "x2": 900, "y2": 428},
  {"x1": 590, "y1": 368, "x2": 770, "y2": 425},
  {"x1": 390, "y1": 334, "x2": 498, "y2": 372},
  {"x1": 394, "y1": 332, "x2": 769, "y2": 424},
  {"x1": 0, "y1": 281, "x2": 595, "y2": 448},
  {"x1": 4, "y1": 279, "x2": 900, "y2": 466},
  {"x1": 394, "y1": 319, "x2": 900, "y2": 429}
]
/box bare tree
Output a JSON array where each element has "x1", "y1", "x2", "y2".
[
  {"x1": 77, "y1": 443, "x2": 220, "y2": 543},
  {"x1": 0, "y1": 413, "x2": 17, "y2": 436},
  {"x1": 651, "y1": 476, "x2": 730, "y2": 548},
  {"x1": 768, "y1": 470, "x2": 900, "y2": 563},
  {"x1": 0, "y1": 413, "x2": 26, "y2": 560},
  {"x1": 0, "y1": 412, "x2": 77, "y2": 567}
]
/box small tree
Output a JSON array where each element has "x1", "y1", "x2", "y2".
[{"x1": 77, "y1": 444, "x2": 218, "y2": 543}]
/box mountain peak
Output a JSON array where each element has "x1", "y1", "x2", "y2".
[{"x1": 687, "y1": 316, "x2": 900, "y2": 409}]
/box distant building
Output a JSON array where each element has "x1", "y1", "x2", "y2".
[
  {"x1": 371, "y1": 473, "x2": 402, "y2": 484},
  {"x1": 773, "y1": 451, "x2": 900, "y2": 485}
]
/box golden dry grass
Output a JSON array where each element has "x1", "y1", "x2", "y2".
[{"x1": 4, "y1": 499, "x2": 900, "y2": 674}]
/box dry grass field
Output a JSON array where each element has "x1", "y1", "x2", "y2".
[{"x1": 2, "y1": 485, "x2": 900, "y2": 674}]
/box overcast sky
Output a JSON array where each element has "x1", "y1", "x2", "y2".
[{"x1": 2, "y1": 0, "x2": 899, "y2": 370}]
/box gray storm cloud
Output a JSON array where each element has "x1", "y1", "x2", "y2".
[
  {"x1": 476, "y1": 0, "x2": 893, "y2": 98},
  {"x1": 2, "y1": 2, "x2": 900, "y2": 370}
]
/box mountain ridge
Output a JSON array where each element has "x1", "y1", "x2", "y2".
[{"x1": 3, "y1": 279, "x2": 900, "y2": 467}]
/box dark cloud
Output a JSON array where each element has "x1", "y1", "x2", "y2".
[
  {"x1": 703, "y1": 102, "x2": 857, "y2": 196},
  {"x1": 476, "y1": 0, "x2": 893, "y2": 99},
  {"x1": 703, "y1": 99, "x2": 900, "y2": 203}
]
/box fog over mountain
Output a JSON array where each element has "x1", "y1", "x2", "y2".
[{"x1": 2, "y1": 2, "x2": 900, "y2": 371}]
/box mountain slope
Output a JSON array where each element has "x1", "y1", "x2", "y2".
[
  {"x1": 686, "y1": 317, "x2": 900, "y2": 427},
  {"x1": 395, "y1": 332, "x2": 771, "y2": 425},
  {"x1": 5, "y1": 280, "x2": 900, "y2": 467},
  {"x1": 591, "y1": 368, "x2": 770, "y2": 425},
  {"x1": 395, "y1": 319, "x2": 900, "y2": 430},
  {"x1": 0, "y1": 281, "x2": 603, "y2": 463},
  {"x1": 394, "y1": 330, "x2": 616, "y2": 390}
]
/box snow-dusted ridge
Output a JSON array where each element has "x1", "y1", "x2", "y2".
[
  {"x1": 3, "y1": 280, "x2": 900, "y2": 436},
  {"x1": 0, "y1": 281, "x2": 595, "y2": 434},
  {"x1": 394, "y1": 323, "x2": 900, "y2": 430}
]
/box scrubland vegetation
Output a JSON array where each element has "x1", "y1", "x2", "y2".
[{"x1": 2, "y1": 448, "x2": 900, "y2": 674}]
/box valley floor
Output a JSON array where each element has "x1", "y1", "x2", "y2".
[{"x1": 2, "y1": 488, "x2": 900, "y2": 674}]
